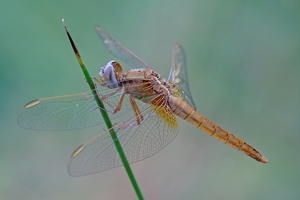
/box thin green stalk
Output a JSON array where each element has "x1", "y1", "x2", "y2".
[{"x1": 62, "y1": 20, "x2": 144, "y2": 200}]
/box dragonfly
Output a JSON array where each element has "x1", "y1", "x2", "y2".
[{"x1": 18, "y1": 26, "x2": 268, "y2": 177}]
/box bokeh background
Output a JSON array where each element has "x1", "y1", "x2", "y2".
[{"x1": 1, "y1": 0, "x2": 300, "y2": 199}]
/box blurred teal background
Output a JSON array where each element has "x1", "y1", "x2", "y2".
[{"x1": 1, "y1": 0, "x2": 300, "y2": 199}]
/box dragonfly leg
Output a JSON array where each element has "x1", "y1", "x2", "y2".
[
  {"x1": 129, "y1": 96, "x2": 144, "y2": 125},
  {"x1": 95, "y1": 88, "x2": 123, "y2": 111},
  {"x1": 113, "y1": 91, "x2": 125, "y2": 113},
  {"x1": 93, "y1": 77, "x2": 118, "y2": 110},
  {"x1": 97, "y1": 89, "x2": 125, "y2": 114},
  {"x1": 93, "y1": 77, "x2": 105, "y2": 86}
]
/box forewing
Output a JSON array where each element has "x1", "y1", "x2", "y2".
[
  {"x1": 68, "y1": 107, "x2": 179, "y2": 176},
  {"x1": 17, "y1": 89, "x2": 144, "y2": 131},
  {"x1": 95, "y1": 25, "x2": 151, "y2": 69},
  {"x1": 168, "y1": 44, "x2": 197, "y2": 110}
]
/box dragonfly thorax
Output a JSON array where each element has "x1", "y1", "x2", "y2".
[{"x1": 100, "y1": 61, "x2": 173, "y2": 105}]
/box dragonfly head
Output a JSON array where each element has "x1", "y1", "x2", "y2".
[{"x1": 99, "y1": 61, "x2": 123, "y2": 88}]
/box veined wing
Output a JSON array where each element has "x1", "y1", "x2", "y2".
[
  {"x1": 168, "y1": 44, "x2": 196, "y2": 110},
  {"x1": 95, "y1": 25, "x2": 151, "y2": 69},
  {"x1": 68, "y1": 99, "x2": 179, "y2": 176},
  {"x1": 17, "y1": 88, "x2": 147, "y2": 131}
]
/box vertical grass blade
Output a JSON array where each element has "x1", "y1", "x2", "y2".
[{"x1": 62, "y1": 19, "x2": 144, "y2": 200}]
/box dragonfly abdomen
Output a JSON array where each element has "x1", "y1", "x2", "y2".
[{"x1": 168, "y1": 95, "x2": 268, "y2": 163}]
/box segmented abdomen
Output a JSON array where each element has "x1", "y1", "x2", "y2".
[{"x1": 168, "y1": 95, "x2": 268, "y2": 163}]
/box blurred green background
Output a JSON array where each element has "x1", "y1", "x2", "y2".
[{"x1": 1, "y1": 0, "x2": 300, "y2": 199}]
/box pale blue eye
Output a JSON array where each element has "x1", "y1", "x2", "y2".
[{"x1": 103, "y1": 62, "x2": 118, "y2": 88}]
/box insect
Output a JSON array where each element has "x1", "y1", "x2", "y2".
[{"x1": 18, "y1": 26, "x2": 268, "y2": 176}]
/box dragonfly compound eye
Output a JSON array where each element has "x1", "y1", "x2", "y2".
[{"x1": 103, "y1": 61, "x2": 118, "y2": 88}]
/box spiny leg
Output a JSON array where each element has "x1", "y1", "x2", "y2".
[
  {"x1": 93, "y1": 77, "x2": 105, "y2": 86},
  {"x1": 113, "y1": 91, "x2": 125, "y2": 113},
  {"x1": 93, "y1": 77, "x2": 123, "y2": 111},
  {"x1": 94, "y1": 88, "x2": 125, "y2": 114},
  {"x1": 129, "y1": 97, "x2": 144, "y2": 125},
  {"x1": 97, "y1": 89, "x2": 124, "y2": 113},
  {"x1": 93, "y1": 77, "x2": 122, "y2": 103}
]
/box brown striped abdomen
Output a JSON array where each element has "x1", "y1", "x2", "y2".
[{"x1": 168, "y1": 96, "x2": 268, "y2": 163}]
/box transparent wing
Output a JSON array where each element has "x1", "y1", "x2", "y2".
[
  {"x1": 68, "y1": 106, "x2": 179, "y2": 176},
  {"x1": 17, "y1": 88, "x2": 147, "y2": 131},
  {"x1": 168, "y1": 43, "x2": 197, "y2": 110},
  {"x1": 95, "y1": 25, "x2": 151, "y2": 69}
]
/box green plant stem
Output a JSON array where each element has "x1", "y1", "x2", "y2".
[{"x1": 62, "y1": 20, "x2": 144, "y2": 200}]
